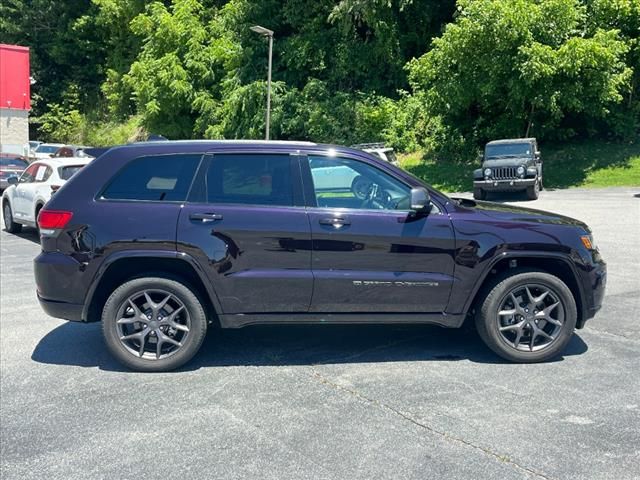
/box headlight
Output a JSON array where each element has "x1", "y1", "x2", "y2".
[
  {"x1": 516, "y1": 166, "x2": 525, "y2": 176},
  {"x1": 484, "y1": 168, "x2": 491, "y2": 177}
]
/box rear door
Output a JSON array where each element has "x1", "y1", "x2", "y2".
[
  {"x1": 302, "y1": 154, "x2": 456, "y2": 313},
  {"x1": 176, "y1": 152, "x2": 313, "y2": 314}
]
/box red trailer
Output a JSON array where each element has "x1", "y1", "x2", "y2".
[{"x1": 0, "y1": 44, "x2": 31, "y2": 153}]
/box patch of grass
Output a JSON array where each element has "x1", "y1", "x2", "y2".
[
  {"x1": 543, "y1": 141, "x2": 640, "y2": 188},
  {"x1": 399, "y1": 151, "x2": 474, "y2": 192},
  {"x1": 399, "y1": 139, "x2": 640, "y2": 193}
]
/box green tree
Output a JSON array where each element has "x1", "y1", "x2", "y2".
[{"x1": 407, "y1": 0, "x2": 633, "y2": 151}]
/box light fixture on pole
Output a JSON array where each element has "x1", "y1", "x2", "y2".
[{"x1": 250, "y1": 25, "x2": 274, "y2": 140}]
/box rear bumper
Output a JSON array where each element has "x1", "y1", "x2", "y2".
[
  {"x1": 34, "y1": 251, "x2": 89, "y2": 321},
  {"x1": 474, "y1": 178, "x2": 536, "y2": 191},
  {"x1": 37, "y1": 294, "x2": 84, "y2": 321}
]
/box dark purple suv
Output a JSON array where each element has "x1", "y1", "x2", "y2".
[{"x1": 31, "y1": 141, "x2": 606, "y2": 371}]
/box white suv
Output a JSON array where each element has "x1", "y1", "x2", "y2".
[{"x1": 2, "y1": 157, "x2": 92, "y2": 233}]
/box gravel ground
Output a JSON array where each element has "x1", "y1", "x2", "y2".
[{"x1": 1, "y1": 187, "x2": 639, "y2": 480}]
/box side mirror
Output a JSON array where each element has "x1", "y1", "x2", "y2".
[
  {"x1": 410, "y1": 187, "x2": 431, "y2": 212},
  {"x1": 7, "y1": 176, "x2": 19, "y2": 186}
]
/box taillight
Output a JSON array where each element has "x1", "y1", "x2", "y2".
[{"x1": 37, "y1": 210, "x2": 73, "y2": 230}]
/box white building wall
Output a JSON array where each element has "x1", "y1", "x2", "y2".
[{"x1": 0, "y1": 108, "x2": 29, "y2": 155}]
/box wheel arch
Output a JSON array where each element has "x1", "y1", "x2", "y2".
[
  {"x1": 83, "y1": 252, "x2": 222, "y2": 326},
  {"x1": 463, "y1": 253, "x2": 585, "y2": 328}
]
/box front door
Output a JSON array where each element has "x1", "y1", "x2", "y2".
[
  {"x1": 13, "y1": 163, "x2": 40, "y2": 219},
  {"x1": 177, "y1": 152, "x2": 313, "y2": 314},
  {"x1": 302, "y1": 154, "x2": 456, "y2": 313}
]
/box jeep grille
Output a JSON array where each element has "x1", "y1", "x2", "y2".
[{"x1": 492, "y1": 167, "x2": 518, "y2": 180}]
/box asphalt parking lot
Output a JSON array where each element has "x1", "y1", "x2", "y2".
[{"x1": 1, "y1": 187, "x2": 639, "y2": 480}]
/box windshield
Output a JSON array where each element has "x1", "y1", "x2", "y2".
[
  {"x1": 35, "y1": 145, "x2": 60, "y2": 154},
  {"x1": 486, "y1": 143, "x2": 532, "y2": 159},
  {"x1": 0, "y1": 158, "x2": 28, "y2": 168}
]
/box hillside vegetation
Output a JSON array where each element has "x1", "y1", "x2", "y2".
[{"x1": 1, "y1": 0, "x2": 638, "y2": 165}]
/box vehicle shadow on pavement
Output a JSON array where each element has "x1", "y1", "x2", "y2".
[
  {"x1": 8, "y1": 228, "x2": 40, "y2": 244},
  {"x1": 31, "y1": 322, "x2": 589, "y2": 372}
]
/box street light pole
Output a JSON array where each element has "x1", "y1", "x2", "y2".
[{"x1": 250, "y1": 25, "x2": 274, "y2": 141}]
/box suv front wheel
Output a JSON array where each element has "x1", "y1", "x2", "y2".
[
  {"x1": 102, "y1": 277, "x2": 208, "y2": 371},
  {"x1": 475, "y1": 270, "x2": 577, "y2": 362}
]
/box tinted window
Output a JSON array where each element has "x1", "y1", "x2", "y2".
[
  {"x1": 20, "y1": 164, "x2": 40, "y2": 183},
  {"x1": 102, "y1": 154, "x2": 201, "y2": 201},
  {"x1": 206, "y1": 154, "x2": 293, "y2": 206},
  {"x1": 59, "y1": 165, "x2": 85, "y2": 180},
  {"x1": 54, "y1": 147, "x2": 73, "y2": 158},
  {"x1": 307, "y1": 156, "x2": 410, "y2": 210},
  {"x1": 35, "y1": 145, "x2": 59, "y2": 154},
  {"x1": 0, "y1": 158, "x2": 28, "y2": 168}
]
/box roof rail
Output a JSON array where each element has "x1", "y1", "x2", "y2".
[{"x1": 351, "y1": 142, "x2": 387, "y2": 150}]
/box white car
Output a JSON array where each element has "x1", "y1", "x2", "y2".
[
  {"x1": 32, "y1": 143, "x2": 64, "y2": 160},
  {"x1": 2, "y1": 157, "x2": 92, "y2": 233}
]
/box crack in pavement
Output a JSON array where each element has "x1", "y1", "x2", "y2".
[{"x1": 308, "y1": 367, "x2": 555, "y2": 480}]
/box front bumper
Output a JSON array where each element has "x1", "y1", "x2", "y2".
[
  {"x1": 577, "y1": 258, "x2": 607, "y2": 328},
  {"x1": 474, "y1": 178, "x2": 536, "y2": 191}
]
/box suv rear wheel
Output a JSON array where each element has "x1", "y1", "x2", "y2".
[
  {"x1": 475, "y1": 270, "x2": 577, "y2": 362},
  {"x1": 3, "y1": 202, "x2": 22, "y2": 234},
  {"x1": 102, "y1": 277, "x2": 208, "y2": 371}
]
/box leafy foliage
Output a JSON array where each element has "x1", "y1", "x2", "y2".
[{"x1": 2, "y1": 0, "x2": 638, "y2": 155}]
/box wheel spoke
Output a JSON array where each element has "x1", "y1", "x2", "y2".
[
  {"x1": 525, "y1": 286, "x2": 535, "y2": 304},
  {"x1": 143, "y1": 292, "x2": 155, "y2": 309},
  {"x1": 533, "y1": 290, "x2": 549, "y2": 305},
  {"x1": 117, "y1": 316, "x2": 139, "y2": 325},
  {"x1": 529, "y1": 329, "x2": 536, "y2": 351},
  {"x1": 500, "y1": 321, "x2": 523, "y2": 332},
  {"x1": 536, "y1": 328, "x2": 554, "y2": 341},
  {"x1": 138, "y1": 331, "x2": 148, "y2": 357},
  {"x1": 542, "y1": 301, "x2": 560, "y2": 317},
  {"x1": 156, "y1": 336, "x2": 163, "y2": 359},
  {"x1": 170, "y1": 322, "x2": 189, "y2": 332},
  {"x1": 513, "y1": 326, "x2": 524, "y2": 348},
  {"x1": 155, "y1": 294, "x2": 171, "y2": 312},
  {"x1": 159, "y1": 333, "x2": 181, "y2": 347},
  {"x1": 120, "y1": 332, "x2": 140, "y2": 341},
  {"x1": 498, "y1": 308, "x2": 517, "y2": 316}
]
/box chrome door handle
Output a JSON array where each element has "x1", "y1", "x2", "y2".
[
  {"x1": 189, "y1": 212, "x2": 223, "y2": 222},
  {"x1": 319, "y1": 217, "x2": 351, "y2": 227}
]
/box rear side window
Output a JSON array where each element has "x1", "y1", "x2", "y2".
[
  {"x1": 206, "y1": 154, "x2": 293, "y2": 206},
  {"x1": 101, "y1": 154, "x2": 201, "y2": 201},
  {"x1": 59, "y1": 165, "x2": 85, "y2": 180}
]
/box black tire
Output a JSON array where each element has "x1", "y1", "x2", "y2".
[
  {"x1": 525, "y1": 180, "x2": 540, "y2": 200},
  {"x1": 102, "y1": 277, "x2": 208, "y2": 372},
  {"x1": 3, "y1": 201, "x2": 22, "y2": 234},
  {"x1": 473, "y1": 188, "x2": 487, "y2": 200},
  {"x1": 475, "y1": 270, "x2": 577, "y2": 363},
  {"x1": 34, "y1": 204, "x2": 43, "y2": 236}
]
